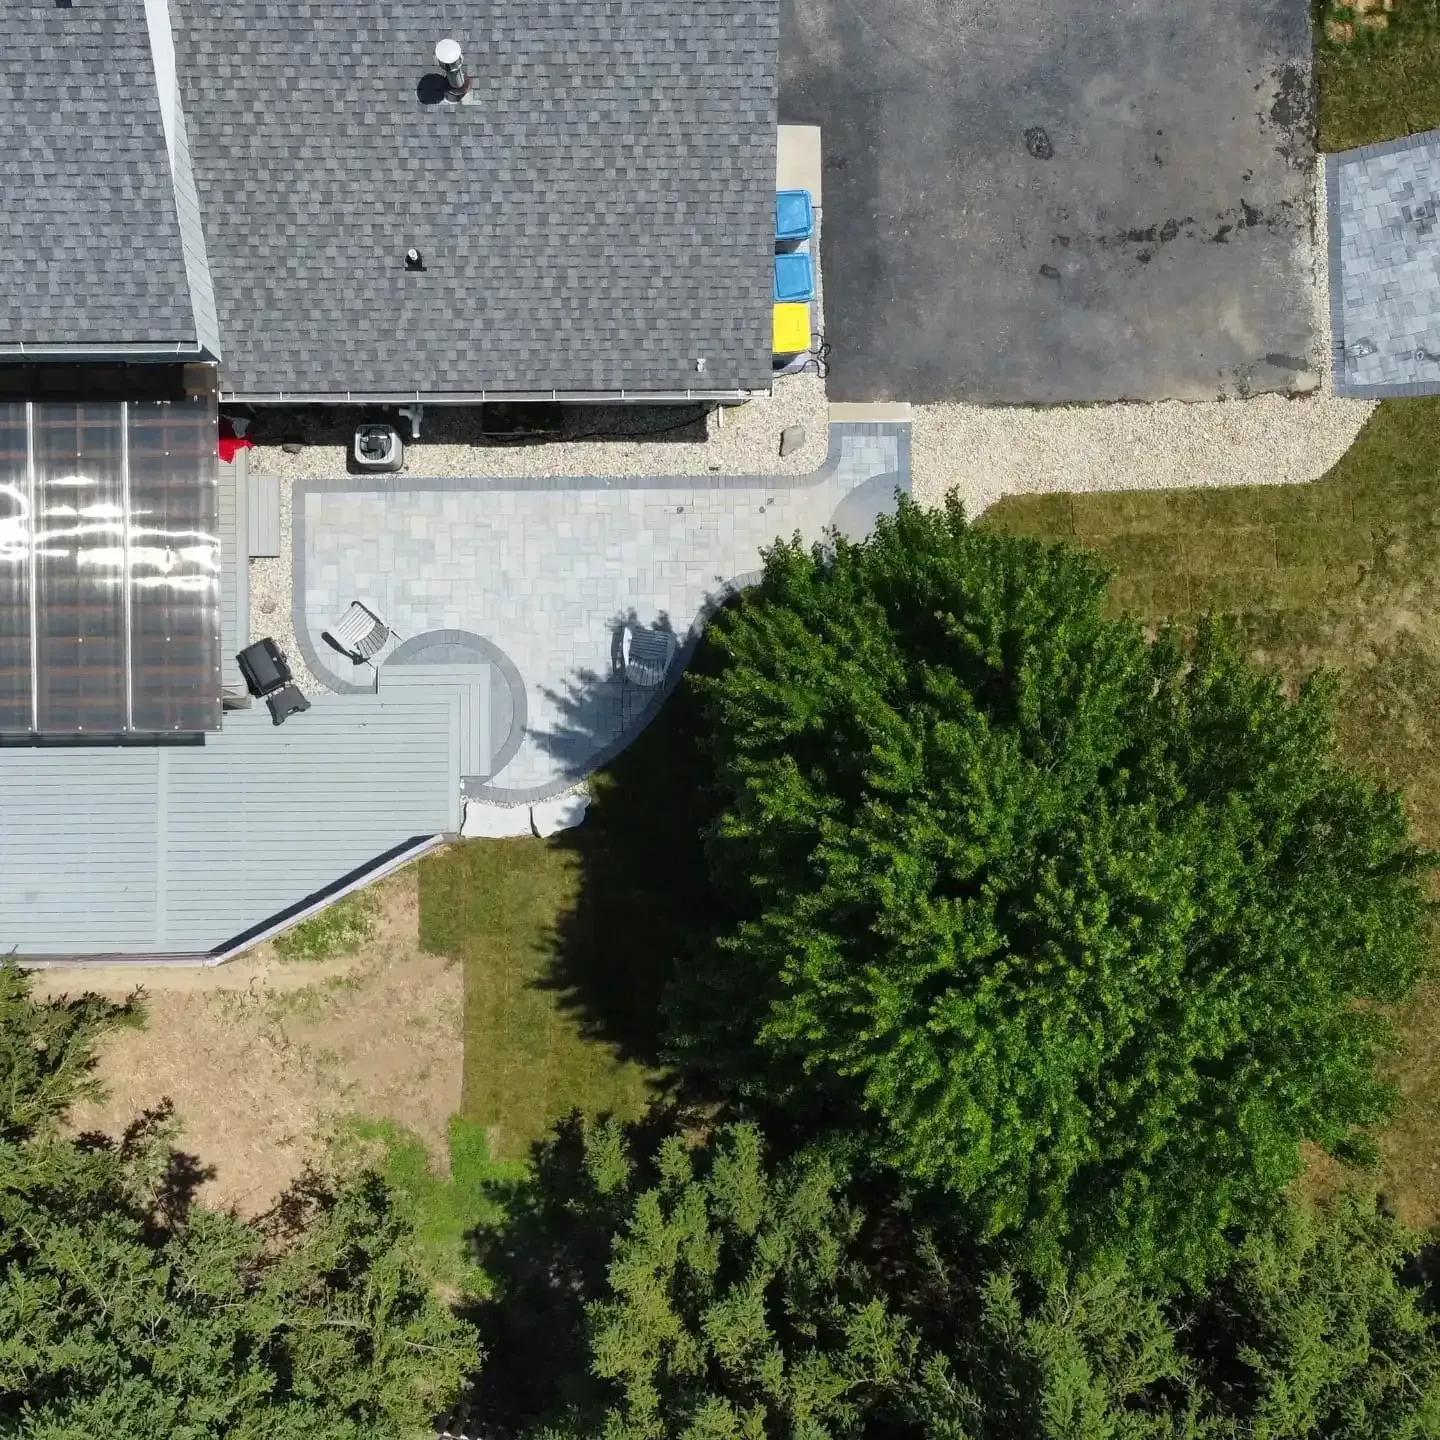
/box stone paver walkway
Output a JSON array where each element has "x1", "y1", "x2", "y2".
[
  {"x1": 1329, "y1": 129, "x2": 1440, "y2": 397},
  {"x1": 293, "y1": 423, "x2": 909, "y2": 802}
]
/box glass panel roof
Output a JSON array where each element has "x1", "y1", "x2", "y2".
[
  {"x1": 0, "y1": 405, "x2": 29, "y2": 731},
  {"x1": 0, "y1": 396, "x2": 220, "y2": 736},
  {"x1": 127, "y1": 399, "x2": 222, "y2": 733},
  {"x1": 33, "y1": 403, "x2": 127, "y2": 733}
]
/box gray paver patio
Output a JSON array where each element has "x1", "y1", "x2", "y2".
[
  {"x1": 293, "y1": 422, "x2": 909, "y2": 802},
  {"x1": 1328, "y1": 129, "x2": 1440, "y2": 398}
]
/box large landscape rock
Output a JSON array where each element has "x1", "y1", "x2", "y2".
[
  {"x1": 460, "y1": 801, "x2": 534, "y2": 838},
  {"x1": 530, "y1": 793, "x2": 590, "y2": 837}
]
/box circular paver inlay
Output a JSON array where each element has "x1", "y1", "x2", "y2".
[{"x1": 384, "y1": 629, "x2": 527, "y2": 783}]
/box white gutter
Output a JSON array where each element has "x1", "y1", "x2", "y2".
[
  {"x1": 0, "y1": 341, "x2": 209, "y2": 358},
  {"x1": 221, "y1": 386, "x2": 770, "y2": 405}
]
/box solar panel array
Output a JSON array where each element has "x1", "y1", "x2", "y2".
[{"x1": 0, "y1": 396, "x2": 220, "y2": 735}]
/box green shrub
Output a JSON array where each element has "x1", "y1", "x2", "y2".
[
  {"x1": 273, "y1": 888, "x2": 381, "y2": 961},
  {"x1": 668, "y1": 496, "x2": 1431, "y2": 1283}
]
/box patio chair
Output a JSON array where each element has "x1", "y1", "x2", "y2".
[
  {"x1": 265, "y1": 683, "x2": 311, "y2": 726},
  {"x1": 621, "y1": 624, "x2": 677, "y2": 688},
  {"x1": 322, "y1": 601, "x2": 395, "y2": 665}
]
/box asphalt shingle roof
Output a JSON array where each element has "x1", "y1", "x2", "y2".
[
  {"x1": 170, "y1": 1, "x2": 779, "y2": 396},
  {"x1": 0, "y1": 1, "x2": 196, "y2": 349}
]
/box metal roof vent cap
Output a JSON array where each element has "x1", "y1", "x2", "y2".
[{"x1": 434, "y1": 38, "x2": 471, "y2": 101}]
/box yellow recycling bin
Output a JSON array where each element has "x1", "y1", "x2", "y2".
[{"x1": 772, "y1": 302, "x2": 810, "y2": 355}]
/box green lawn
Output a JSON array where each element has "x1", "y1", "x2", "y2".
[
  {"x1": 333, "y1": 1115, "x2": 523, "y2": 1298},
  {"x1": 417, "y1": 837, "x2": 657, "y2": 1162},
  {"x1": 984, "y1": 397, "x2": 1440, "y2": 1227},
  {"x1": 416, "y1": 688, "x2": 715, "y2": 1164},
  {"x1": 1316, "y1": 0, "x2": 1440, "y2": 149},
  {"x1": 406, "y1": 414, "x2": 1440, "y2": 1231}
]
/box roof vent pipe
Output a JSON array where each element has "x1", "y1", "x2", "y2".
[{"x1": 434, "y1": 38, "x2": 471, "y2": 101}]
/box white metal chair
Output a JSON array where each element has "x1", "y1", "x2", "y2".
[
  {"x1": 322, "y1": 601, "x2": 395, "y2": 669},
  {"x1": 621, "y1": 624, "x2": 677, "y2": 688}
]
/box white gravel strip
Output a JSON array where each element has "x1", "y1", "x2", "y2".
[
  {"x1": 911, "y1": 393, "x2": 1376, "y2": 519},
  {"x1": 1311, "y1": 157, "x2": 1337, "y2": 392},
  {"x1": 913, "y1": 161, "x2": 1373, "y2": 519},
  {"x1": 248, "y1": 371, "x2": 828, "y2": 483},
  {"x1": 246, "y1": 476, "x2": 325, "y2": 696}
]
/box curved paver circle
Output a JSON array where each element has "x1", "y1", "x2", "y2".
[
  {"x1": 385, "y1": 629, "x2": 528, "y2": 782},
  {"x1": 828, "y1": 471, "x2": 906, "y2": 541}
]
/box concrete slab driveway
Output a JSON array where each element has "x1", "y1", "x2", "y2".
[{"x1": 783, "y1": 0, "x2": 1319, "y2": 402}]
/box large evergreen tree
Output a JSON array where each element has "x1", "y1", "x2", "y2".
[
  {"x1": 0, "y1": 964, "x2": 477, "y2": 1438},
  {"x1": 482, "y1": 1119, "x2": 1440, "y2": 1440},
  {"x1": 667, "y1": 497, "x2": 1430, "y2": 1280},
  {"x1": 522, "y1": 1121, "x2": 918, "y2": 1440}
]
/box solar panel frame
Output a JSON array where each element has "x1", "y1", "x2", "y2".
[{"x1": 0, "y1": 404, "x2": 30, "y2": 730}]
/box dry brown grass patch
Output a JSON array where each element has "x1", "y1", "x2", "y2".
[{"x1": 37, "y1": 868, "x2": 463, "y2": 1216}]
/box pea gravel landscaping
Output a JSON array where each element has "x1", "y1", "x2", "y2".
[
  {"x1": 246, "y1": 374, "x2": 830, "y2": 484},
  {"x1": 910, "y1": 394, "x2": 1377, "y2": 518}
]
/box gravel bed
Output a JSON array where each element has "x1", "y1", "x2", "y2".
[
  {"x1": 246, "y1": 469, "x2": 324, "y2": 695},
  {"x1": 914, "y1": 167, "x2": 1369, "y2": 519},
  {"x1": 911, "y1": 393, "x2": 1376, "y2": 518},
  {"x1": 1311, "y1": 157, "x2": 1337, "y2": 391},
  {"x1": 911, "y1": 161, "x2": 1374, "y2": 518},
  {"x1": 246, "y1": 371, "x2": 828, "y2": 483}
]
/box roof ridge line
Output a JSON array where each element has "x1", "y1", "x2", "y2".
[{"x1": 144, "y1": 0, "x2": 220, "y2": 358}]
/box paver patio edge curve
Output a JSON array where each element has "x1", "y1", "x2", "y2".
[{"x1": 290, "y1": 420, "x2": 911, "y2": 806}]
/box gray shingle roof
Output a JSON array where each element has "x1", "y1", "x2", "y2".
[
  {"x1": 0, "y1": 1, "x2": 196, "y2": 349},
  {"x1": 169, "y1": 0, "x2": 778, "y2": 396}
]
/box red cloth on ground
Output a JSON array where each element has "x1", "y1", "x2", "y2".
[{"x1": 217, "y1": 435, "x2": 254, "y2": 464}]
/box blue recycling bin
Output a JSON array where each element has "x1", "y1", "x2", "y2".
[
  {"x1": 773, "y1": 252, "x2": 815, "y2": 303},
  {"x1": 775, "y1": 189, "x2": 814, "y2": 243}
]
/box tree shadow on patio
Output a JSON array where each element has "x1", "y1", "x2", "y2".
[
  {"x1": 532, "y1": 621, "x2": 731, "y2": 1072},
  {"x1": 528, "y1": 609, "x2": 687, "y2": 791}
]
